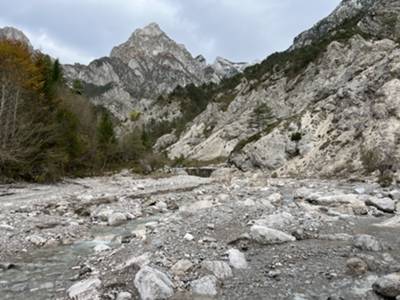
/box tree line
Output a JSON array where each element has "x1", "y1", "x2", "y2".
[{"x1": 0, "y1": 40, "x2": 162, "y2": 182}]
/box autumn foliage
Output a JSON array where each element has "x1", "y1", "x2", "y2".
[{"x1": 0, "y1": 40, "x2": 116, "y2": 181}]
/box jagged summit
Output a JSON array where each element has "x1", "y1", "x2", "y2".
[
  {"x1": 211, "y1": 56, "x2": 250, "y2": 78},
  {"x1": 64, "y1": 22, "x2": 248, "y2": 121},
  {"x1": 291, "y1": 0, "x2": 400, "y2": 49},
  {"x1": 110, "y1": 22, "x2": 199, "y2": 70},
  {"x1": 134, "y1": 22, "x2": 164, "y2": 37},
  {"x1": 0, "y1": 26, "x2": 32, "y2": 48}
]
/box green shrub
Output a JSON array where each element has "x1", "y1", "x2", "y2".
[
  {"x1": 378, "y1": 172, "x2": 393, "y2": 187},
  {"x1": 72, "y1": 79, "x2": 84, "y2": 95},
  {"x1": 291, "y1": 132, "x2": 302, "y2": 142},
  {"x1": 130, "y1": 110, "x2": 142, "y2": 122},
  {"x1": 360, "y1": 148, "x2": 381, "y2": 174},
  {"x1": 252, "y1": 103, "x2": 274, "y2": 130},
  {"x1": 360, "y1": 146, "x2": 397, "y2": 187}
]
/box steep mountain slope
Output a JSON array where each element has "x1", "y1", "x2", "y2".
[
  {"x1": 63, "y1": 23, "x2": 245, "y2": 122},
  {"x1": 162, "y1": 0, "x2": 400, "y2": 179}
]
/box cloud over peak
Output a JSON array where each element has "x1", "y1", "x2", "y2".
[{"x1": 0, "y1": 0, "x2": 340, "y2": 64}]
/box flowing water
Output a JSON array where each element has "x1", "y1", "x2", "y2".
[{"x1": 0, "y1": 216, "x2": 158, "y2": 300}]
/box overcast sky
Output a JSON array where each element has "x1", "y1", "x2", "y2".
[{"x1": 0, "y1": 0, "x2": 341, "y2": 65}]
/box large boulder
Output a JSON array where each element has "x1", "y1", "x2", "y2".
[
  {"x1": 366, "y1": 197, "x2": 396, "y2": 213},
  {"x1": 253, "y1": 212, "x2": 295, "y2": 230},
  {"x1": 346, "y1": 257, "x2": 368, "y2": 275},
  {"x1": 171, "y1": 259, "x2": 193, "y2": 276},
  {"x1": 108, "y1": 213, "x2": 127, "y2": 226},
  {"x1": 353, "y1": 235, "x2": 383, "y2": 252},
  {"x1": 134, "y1": 266, "x2": 174, "y2": 300},
  {"x1": 250, "y1": 225, "x2": 296, "y2": 245},
  {"x1": 67, "y1": 278, "x2": 102, "y2": 300},
  {"x1": 372, "y1": 273, "x2": 400, "y2": 298},
  {"x1": 227, "y1": 249, "x2": 248, "y2": 269},
  {"x1": 191, "y1": 275, "x2": 218, "y2": 298},
  {"x1": 201, "y1": 260, "x2": 232, "y2": 280}
]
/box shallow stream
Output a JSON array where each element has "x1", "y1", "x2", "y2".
[{"x1": 0, "y1": 216, "x2": 158, "y2": 300}]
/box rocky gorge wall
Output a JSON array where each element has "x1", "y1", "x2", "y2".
[{"x1": 160, "y1": 0, "x2": 400, "y2": 180}]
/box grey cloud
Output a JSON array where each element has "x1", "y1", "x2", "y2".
[{"x1": 0, "y1": 0, "x2": 341, "y2": 64}]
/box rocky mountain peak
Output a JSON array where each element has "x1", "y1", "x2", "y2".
[
  {"x1": 0, "y1": 26, "x2": 32, "y2": 48},
  {"x1": 212, "y1": 56, "x2": 250, "y2": 78},
  {"x1": 292, "y1": 0, "x2": 375, "y2": 49},
  {"x1": 110, "y1": 22, "x2": 196, "y2": 66},
  {"x1": 134, "y1": 22, "x2": 164, "y2": 37},
  {"x1": 64, "y1": 23, "x2": 249, "y2": 121}
]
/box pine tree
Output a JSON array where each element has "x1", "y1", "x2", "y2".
[{"x1": 96, "y1": 112, "x2": 116, "y2": 167}]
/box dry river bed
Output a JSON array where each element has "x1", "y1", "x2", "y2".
[{"x1": 0, "y1": 168, "x2": 400, "y2": 300}]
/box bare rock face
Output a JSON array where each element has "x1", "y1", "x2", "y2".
[
  {"x1": 167, "y1": 0, "x2": 400, "y2": 178},
  {"x1": 110, "y1": 23, "x2": 206, "y2": 91},
  {"x1": 211, "y1": 57, "x2": 250, "y2": 79},
  {"x1": 63, "y1": 23, "x2": 246, "y2": 123},
  {"x1": 291, "y1": 0, "x2": 376, "y2": 49},
  {"x1": 293, "y1": 0, "x2": 400, "y2": 50}
]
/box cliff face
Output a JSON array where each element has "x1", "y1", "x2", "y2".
[
  {"x1": 63, "y1": 23, "x2": 246, "y2": 122},
  {"x1": 4, "y1": 0, "x2": 400, "y2": 179},
  {"x1": 162, "y1": 0, "x2": 400, "y2": 178}
]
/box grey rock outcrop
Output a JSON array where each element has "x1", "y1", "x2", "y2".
[
  {"x1": 63, "y1": 23, "x2": 246, "y2": 123},
  {"x1": 366, "y1": 197, "x2": 396, "y2": 213},
  {"x1": 291, "y1": 0, "x2": 375, "y2": 49},
  {"x1": 201, "y1": 260, "x2": 232, "y2": 280},
  {"x1": 227, "y1": 248, "x2": 248, "y2": 269},
  {"x1": 134, "y1": 266, "x2": 174, "y2": 300},
  {"x1": 191, "y1": 275, "x2": 219, "y2": 298},
  {"x1": 250, "y1": 225, "x2": 296, "y2": 245},
  {"x1": 211, "y1": 57, "x2": 250, "y2": 79},
  {"x1": 67, "y1": 278, "x2": 102, "y2": 300},
  {"x1": 353, "y1": 234, "x2": 384, "y2": 251},
  {"x1": 372, "y1": 273, "x2": 400, "y2": 298},
  {"x1": 166, "y1": 0, "x2": 400, "y2": 179},
  {"x1": 107, "y1": 212, "x2": 127, "y2": 226}
]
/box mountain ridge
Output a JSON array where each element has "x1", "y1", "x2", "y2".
[
  {"x1": 2, "y1": 0, "x2": 400, "y2": 181},
  {"x1": 62, "y1": 22, "x2": 248, "y2": 122},
  {"x1": 159, "y1": 0, "x2": 400, "y2": 181}
]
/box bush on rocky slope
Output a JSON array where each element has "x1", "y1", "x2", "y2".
[{"x1": 156, "y1": 13, "x2": 373, "y2": 150}]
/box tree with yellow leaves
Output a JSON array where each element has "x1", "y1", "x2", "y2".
[{"x1": 0, "y1": 40, "x2": 45, "y2": 166}]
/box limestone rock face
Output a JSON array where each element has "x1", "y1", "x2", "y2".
[
  {"x1": 63, "y1": 23, "x2": 245, "y2": 123},
  {"x1": 167, "y1": 27, "x2": 400, "y2": 176},
  {"x1": 211, "y1": 57, "x2": 250, "y2": 79},
  {"x1": 291, "y1": 0, "x2": 376, "y2": 49}
]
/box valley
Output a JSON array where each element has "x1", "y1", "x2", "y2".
[
  {"x1": 1, "y1": 0, "x2": 400, "y2": 299},
  {"x1": 0, "y1": 169, "x2": 399, "y2": 299}
]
